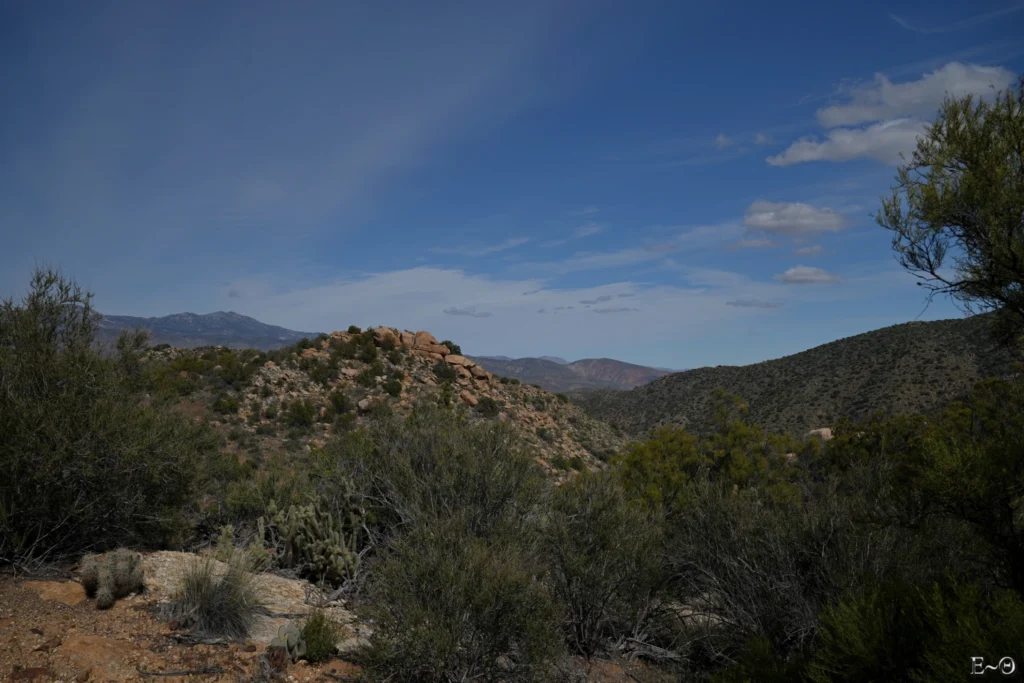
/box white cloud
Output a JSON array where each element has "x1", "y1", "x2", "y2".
[
  {"x1": 794, "y1": 245, "x2": 825, "y2": 257},
  {"x1": 574, "y1": 222, "x2": 604, "y2": 238},
  {"x1": 766, "y1": 118, "x2": 927, "y2": 166},
  {"x1": 773, "y1": 266, "x2": 842, "y2": 284},
  {"x1": 816, "y1": 62, "x2": 1016, "y2": 127},
  {"x1": 715, "y1": 133, "x2": 733, "y2": 149},
  {"x1": 731, "y1": 238, "x2": 775, "y2": 249},
  {"x1": 754, "y1": 133, "x2": 772, "y2": 145},
  {"x1": 744, "y1": 200, "x2": 847, "y2": 236},
  {"x1": 889, "y1": 6, "x2": 1024, "y2": 35},
  {"x1": 593, "y1": 306, "x2": 639, "y2": 314},
  {"x1": 768, "y1": 62, "x2": 1017, "y2": 167}
]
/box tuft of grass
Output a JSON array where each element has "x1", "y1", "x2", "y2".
[
  {"x1": 301, "y1": 609, "x2": 341, "y2": 663},
  {"x1": 163, "y1": 552, "x2": 265, "y2": 639}
]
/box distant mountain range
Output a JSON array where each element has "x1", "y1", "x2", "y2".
[
  {"x1": 569, "y1": 314, "x2": 1021, "y2": 437},
  {"x1": 97, "y1": 311, "x2": 319, "y2": 350},
  {"x1": 468, "y1": 355, "x2": 676, "y2": 392}
]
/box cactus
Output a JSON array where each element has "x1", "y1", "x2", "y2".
[
  {"x1": 79, "y1": 548, "x2": 145, "y2": 609},
  {"x1": 261, "y1": 491, "x2": 362, "y2": 586},
  {"x1": 269, "y1": 623, "x2": 307, "y2": 661}
]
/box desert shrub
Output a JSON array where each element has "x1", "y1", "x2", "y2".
[
  {"x1": 263, "y1": 404, "x2": 278, "y2": 420},
  {"x1": 301, "y1": 610, "x2": 341, "y2": 663},
  {"x1": 321, "y1": 403, "x2": 543, "y2": 547},
  {"x1": 555, "y1": 393, "x2": 569, "y2": 403},
  {"x1": 361, "y1": 519, "x2": 561, "y2": 683},
  {"x1": 164, "y1": 552, "x2": 265, "y2": 639},
  {"x1": 383, "y1": 379, "x2": 402, "y2": 397},
  {"x1": 536, "y1": 427, "x2": 554, "y2": 443},
  {"x1": 440, "y1": 339, "x2": 462, "y2": 355},
  {"x1": 285, "y1": 399, "x2": 317, "y2": 427},
  {"x1": 327, "y1": 390, "x2": 350, "y2": 415},
  {"x1": 499, "y1": 375, "x2": 521, "y2": 385},
  {"x1": 333, "y1": 413, "x2": 358, "y2": 433},
  {"x1": 0, "y1": 270, "x2": 221, "y2": 561},
  {"x1": 544, "y1": 473, "x2": 663, "y2": 656},
  {"x1": 386, "y1": 349, "x2": 402, "y2": 365},
  {"x1": 475, "y1": 396, "x2": 500, "y2": 417},
  {"x1": 213, "y1": 393, "x2": 241, "y2": 415},
  {"x1": 432, "y1": 361, "x2": 457, "y2": 383},
  {"x1": 347, "y1": 325, "x2": 361, "y2": 334}
]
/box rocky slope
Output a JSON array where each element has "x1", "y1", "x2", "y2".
[
  {"x1": 468, "y1": 355, "x2": 674, "y2": 392},
  {"x1": 98, "y1": 311, "x2": 318, "y2": 350},
  {"x1": 571, "y1": 314, "x2": 1021, "y2": 437},
  {"x1": 146, "y1": 327, "x2": 627, "y2": 473}
]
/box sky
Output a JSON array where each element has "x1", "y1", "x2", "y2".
[{"x1": 2, "y1": 1, "x2": 1022, "y2": 369}]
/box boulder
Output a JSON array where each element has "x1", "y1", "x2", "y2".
[
  {"x1": 459, "y1": 390, "x2": 478, "y2": 407},
  {"x1": 444, "y1": 354, "x2": 473, "y2": 367},
  {"x1": 455, "y1": 365, "x2": 473, "y2": 379},
  {"x1": 470, "y1": 365, "x2": 489, "y2": 379},
  {"x1": 419, "y1": 343, "x2": 450, "y2": 356},
  {"x1": 342, "y1": 368, "x2": 360, "y2": 378},
  {"x1": 373, "y1": 327, "x2": 399, "y2": 347},
  {"x1": 400, "y1": 331, "x2": 416, "y2": 348},
  {"x1": 357, "y1": 398, "x2": 373, "y2": 413},
  {"x1": 427, "y1": 352, "x2": 444, "y2": 362},
  {"x1": 806, "y1": 427, "x2": 833, "y2": 441},
  {"x1": 413, "y1": 331, "x2": 438, "y2": 349}
]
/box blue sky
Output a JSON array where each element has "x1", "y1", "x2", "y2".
[{"x1": 2, "y1": 1, "x2": 1022, "y2": 369}]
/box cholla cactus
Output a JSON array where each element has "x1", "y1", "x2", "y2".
[
  {"x1": 262, "y1": 490, "x2": 362, "y2": 586},
  {"x1": 80, "y1": 548, "x2": 145, "y2": 609},
  {"x1": 269, "y1": 623, "x2": 307, "y2": 661}
]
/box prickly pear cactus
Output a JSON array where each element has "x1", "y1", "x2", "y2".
[
  {"x1": 269, "y1": 622, "x2": 307, "y2": 661},
  {"x1": 260, "y1": 489, "x2": 363, "y2": 586}
]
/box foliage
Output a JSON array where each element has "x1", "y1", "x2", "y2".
[
  {"x1": 544, "y1": 473, "x2": 663, "y2": 656},
  {"x1": 440, "y1": 339, "x2": 462, "y2": 355},
  {"x1": 270, "y1": 623, "x2": 307, "y2": 662},
  {"x1": 383, "y1": 379, "x2": 402, "y2": 397},
  {"x1": 301, "y1": 610, "x2": 341, "y2": 663},
  {"x1": 285, "y1": 399, "x2": 317, "y2": 427},
  {"x1": 476, "y1": 395, "x2": 500, "y2": 417},
  {"x1": 163, "y1": 551, "x2": 265, "y2": 639},
  {"x1": 361, "y1": 519, "x2": 561, "y2": 683},
  {"x1": 0, "y1": 269, "x2": 220, "y2": 561},
  {"x1": 432, "y1": 361, "x2": 457, "y2": 383},
  {"x1": 877, "y1": 76, "x2": 1024, "y2": 343}
]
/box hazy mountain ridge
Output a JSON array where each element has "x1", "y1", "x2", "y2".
[
  {"x1": 468, "y1": 355, "x2": 674, "y2": 392},
  {"x1": 97, "y1": 311, "x2": 320, "y2": 350},
  {"x1": 569, "y1": 314, "x2": 1021, "y2": 437}
]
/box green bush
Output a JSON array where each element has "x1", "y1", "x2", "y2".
[
  {"x1": 432, "y1": 361, "x2": 457, "y2": 383},
  {"x1": 212, "y1": 393, "x2": 241, "y2": 415},
  {"x1": 383, "y1": 379, "x2": 402, "y2": 397},
  {"x1": 476, "y1": 396, "x2": 500, "y2": 417},
  {"x1": 347, "y1": 325, "x2": 361, "y2": 334},
  {"x1": 285, "y1": 399, "x2": 317, "y2": 427},
  {"x1": 361, "y1": 519, "x2": 561, "y2": 683},
  {"x1": 0, "y1": 270, "x2": 221, "y2": 561},
  {"x1": 544, "y1": 473, "x2": 663, "y2": 656},
  {"x1": 440, "y1": 340, "x2": 462, "y2": 355},
  {"x1": 301, "y1": 610, "x2": 341, "y2": 663}
]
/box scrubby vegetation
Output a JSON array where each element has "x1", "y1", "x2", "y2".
[
  {"x1": 80, "y1": 548, "x2": 146, "y2": 609},
  {"x1": 163, "y1": 552, "x2": 265, "y2": 639}
]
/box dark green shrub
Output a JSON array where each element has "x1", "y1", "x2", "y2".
[
  {"x1": 255, "y1": 423, "x2": 276, "y2": 436},
  {"x1": 347, "y1": 325, "x2": 361, "y2": 334},
  {"x1": 476, "y1": 396, "x2": 499, "y2": 417},
  {"x1": 263, "y1": 404, "x2": 278, "y2": 420},
  {"x1": 301, "y1": 610, "x2": 341, "y2": 663},
  {"x1": 0, "y1": 270, "x2": 221, "y2": 561},
  {"x1": 499, "y1": 376, "x2": 521, "y2": 385},
  {"x1": 361, "y1": 520, "x2": 561, "y2": 683},
  {"x1": 432, "y1": 361, "x2": 457, "y2": 383},
  {"x1": 213, "y1": 393, "x2": 241, "y2": 415},
  {"x1": 383, "y1": 379, "x2": 402, "y2": 397},
  {"x1": 386, "y1": 349, "x2": 402, "y2": 365},
  {"x1": 440, "y1": 340, "x2": 462, "y2": 355},
  {"x1": 285, "y1": 399, "x2": 317, "y2": 427},
  {"x1": 356, "y1": 366, "x2": 378, "y2": 388},
  {"x1": 333, "y1": 413, "x2": 357, "y2": 433},
  {"x1": 544, "y1": 473, "x2": 663, "y2": 656},
  {"x1": 554, "y1": 393, "x2": 569, "y2": 403},
  {"x1": 536, "y1": 427, "x2": 554, "y2": 443}
]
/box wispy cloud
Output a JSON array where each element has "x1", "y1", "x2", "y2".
[
  {"x1": 794, "y1": 245, "x2": 825, "y2": 257},
  {"x1": 444, "y1": 305, "x2": 493, "y2": 318},
  {"x1": 715, "y1": 133, "x2": 733, "y2": 149},
  {"x1": 725, "y1": 298, "x2": 782, "y2": 309},
  {"x1": 580, "y1": 295, "x2": 615, "y2": 304},
  {"x1": 542, "y1": 222, "x2": 605, "y2": 247},
  {"x1": 773, "y1": 266, "x2": 842, "y2": 284},
  {"x1": 594, "y1": 306, "x2": 640, "y2": 314},
  {"x1": 430, "y1": 237, "x2": 531, "y2": 257},
  {"x1": 754, "y1": 133, "x2": 773, "y2": 145},
  {"x1": 889, "y1": 3, "x2": 1024, "y2": 34}
]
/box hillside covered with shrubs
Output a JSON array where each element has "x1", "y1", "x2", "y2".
[{"x1": 570, "y1": 313, "x2": 1018, "y2": 437}]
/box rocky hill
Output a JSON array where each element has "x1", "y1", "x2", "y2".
[
  {"x1": 468, "y1": 355, "x2": 673, "y2": 392},
  {"x1": 98, "y1": 311, "x2": 319, "y2": 350},
  {"x1": 570, "y1": 314, "x2": 1021, "y2": 438},
  {"x1": 145, "y1": 327, "x2": 627, "y2": 473}
]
